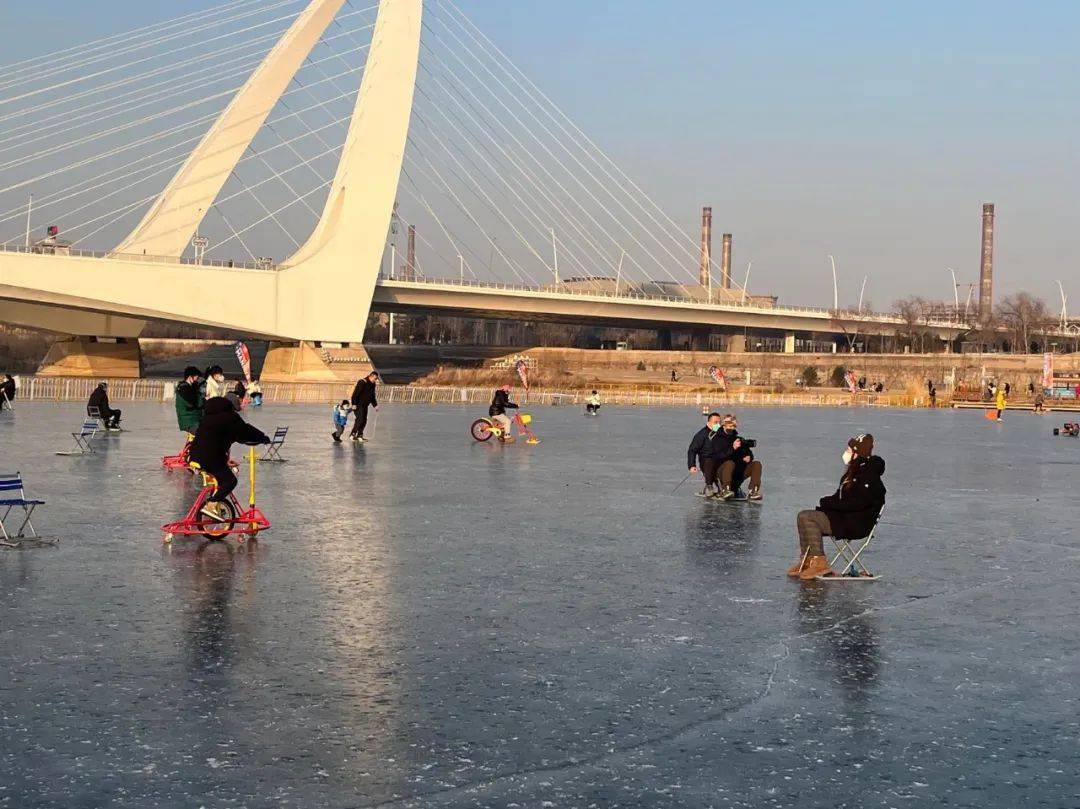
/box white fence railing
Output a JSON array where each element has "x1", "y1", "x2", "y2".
[{"x1": 2, "y1": 376, "x2": 923, "y2": 409}]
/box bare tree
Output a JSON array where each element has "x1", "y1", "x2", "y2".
[
  {"x1": 997, "y1": 292, "x2": 1049, "y2": 353},
  {"x1": 892, "y1": 296, "x2": 928, "y2": 352}
]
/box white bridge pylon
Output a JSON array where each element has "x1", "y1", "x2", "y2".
[{"x1": 0, "y1": 0, "x2": 422, "y2": 343}]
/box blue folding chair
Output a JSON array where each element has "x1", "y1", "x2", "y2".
[
  {"x1": 57, "y1": 418, "x2": 101, "y2": 455},
  {"x1": 259, "y1": 426, "x2": 289, "y2": 462},
  {"x1": 0, "y1": 472, "x2": 49, "y2": 546}
]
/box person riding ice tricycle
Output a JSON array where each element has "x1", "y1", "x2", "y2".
[{"x1": 470, "y1": 385, "x2": 540, "y2": 444}]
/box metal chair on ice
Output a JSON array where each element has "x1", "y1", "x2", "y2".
[
  {"x1": 816, "y1": 507, "x2": 883, "y2": 581},
  {"x1": 259, "y1": 426, "x2": 289, "y2": 462},
  {"x1": 0, "y1": 472, "x2": 55, "y2": 547},
  {"x1": 56, "y1": 418, "x2": 102, "y2": 456}
]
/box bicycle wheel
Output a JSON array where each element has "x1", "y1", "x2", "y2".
[
  {"x1": 199, "y1": 498, "x2": 238, "y2": 540},
  {"x1": 470, "y1": 418, "x2": 495, "y2": 442}
]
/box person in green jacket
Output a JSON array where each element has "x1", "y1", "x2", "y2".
[{"x1": 175, "y1": 366, "x2": 204, "y2": 436}]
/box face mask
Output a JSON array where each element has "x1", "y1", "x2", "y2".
[
  {"x1": 709, "y1": 422, "x2": 721, "y2": 432},
  {"x1": 842, "y1": 449, "x2": 854, "y2": 465},
  {"x1": 214, "y1": 374, "x2": 224, "y2": 382}
]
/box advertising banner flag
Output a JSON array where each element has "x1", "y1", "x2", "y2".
[
  {"x1": 515, "y1": 358, "x2": 529, "y2": 391},
  {"x1": 845, "y1": 370, "x2": 859, "y2": 393},
  {"x1": 234, "y1": 341, "x2": 252, "y2": 384},
  {"x1": 708, "y1": 365, "x2": 727, "y2": 391}
]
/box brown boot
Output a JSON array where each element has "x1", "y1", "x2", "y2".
[
  {"x1": 798, "y1": 555, "x2": 834, "y2": 580},
  {"x1": 787, "y1": 550, "x2": 809, "y2": 577}
]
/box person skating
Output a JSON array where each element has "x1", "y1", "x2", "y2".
[
  {"x1": 189, "y1": 397, "x2": 270, "y2": 519},
  {"x1": 87, "y1": 381, "x2": 121, "y2": 429},
  {"x1": 585, "y1": 390, "x2": 602, "y2": 415},
  {"x1": 788, "y1": 434, "x2": 885, "y2": 580},
  {"x1": 349, "y1": 371, "x2": 380, "y2": 441},
  {"x1": 995, "y1": 387, "x2": 1006, "y2": 421},
  {"x1": 331, "y1": 399, "x2": 352, "y2": 442},
  {"x1": 247, "y1": 378, "x2": 263, "y2": 406},
  {"x1": 715, "y1": 414, "x2": 764, "y2": 501},
  {"x1": 489, "y1": 384, "x2": 518, "y2": 442},
  {"x1": 175, "y1": 366, "x2": 204, "y2": 436},
  {"x1": 0, "y1": 374, "x2": 15, "y2": 409},
  {"x1": 687, "y1": 412, "x2": 726, "y2": 497},
  {"x1": 1034, "y1": 390, "x2": 1047, "y2": 413}
]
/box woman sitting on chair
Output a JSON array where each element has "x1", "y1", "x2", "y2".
[{"x1": 789, "y1": 433, "x2": 885, "y2": 580}]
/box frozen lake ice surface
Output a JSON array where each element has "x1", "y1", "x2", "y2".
[{"x1": 1, "y1": 400, "x2": 1078, "y2": 807}]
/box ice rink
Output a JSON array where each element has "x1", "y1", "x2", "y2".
[{"x1": 1, "y1": 400, "x2": 1078, "y2": 807}]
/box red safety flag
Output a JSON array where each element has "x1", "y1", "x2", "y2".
[
  {"x1": 708, "y1": 365, "x2": 726, "y2": 391},
  {"x1": 234, "y1": 341, "x2": 252, "y2": 384}
]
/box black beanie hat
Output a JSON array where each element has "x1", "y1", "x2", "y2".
[{"x1": 848, "y1": 433, "x2": 874, "y2": 457}]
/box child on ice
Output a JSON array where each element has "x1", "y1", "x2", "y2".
[{"x1": 331, "y1": 400, "x2": 352, "y2": 443}]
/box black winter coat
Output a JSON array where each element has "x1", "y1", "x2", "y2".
[
  {"x1": 1, "y1": 378, "x2": 15, "y2": 402},
  {"x1": 87, "y1": 386, "x2": 111, "y2": 415},
  {"x1": 351, "y1": 378, "x2": 378, "y2": 408},
  {"x1": 687, "y1": 426, "x2": 738, "y2": 468},
  {"x1": 817, "y1": 455, "x2": 886, "y2": 539},
  {"x1": 489, "y1": 390, "x2": 518, "y2": 417},
  {"x1": 189, "y1": 397, "x2": 270, "y2": 469}
]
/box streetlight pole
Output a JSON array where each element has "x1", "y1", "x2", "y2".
[
  {"x1": 459, "y1": 254, "x2": 464, "y2": 283},
  {"x1": 947, "y1": 267, "x2": 960, "y2": 322},
  {"x1": 389, "y1": 243, "x2": 396, "y2": 345},
  {"x1": 551, "y1": 227, "x2": 559, "y2": 284},
  {"x1": 740, "y1": 260, "x2": 752, "y2": 305},
  {"x1": 828, "y1": 254, "x2": 838, "y2": 310},
  {"x1": 24, "y1": 193, "x2": 32, "y2": 248}
]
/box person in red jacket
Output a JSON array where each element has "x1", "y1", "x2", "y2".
[{"x1": 789, "y1": 434, "x2": 885, "y2": 580}]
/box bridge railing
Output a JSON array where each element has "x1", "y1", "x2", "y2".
[
  {"x1": 376, "y1": 274, "x2": 967, "y2": 329},
  {"x1": 0, "y1": 243, "x2": 272, "y2": 271},
  {"x1": 1, "y1": 243, "x2": 974, "y2": 330}
]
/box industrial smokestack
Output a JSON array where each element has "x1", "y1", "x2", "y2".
[
  {"x1": 721, "y1": 233, "x2": 732, "y2": 289},
  {"x1": 406, "y1": 223, "x2": 416, "y2": 281},
  {"x1": 698, "y1": 207, "x2": 712, "y2": 288},
  {"x1": 978, "y1": 203, "x2": 994, "y2": 323}
]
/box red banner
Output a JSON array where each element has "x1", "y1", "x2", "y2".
[
  {"x1": 515, "y1": 358, "x2": 529, "y2": 391},
  {"x1": 708, "y1": 365, "x2": 726, "y2": 391},
  {"x1": 1043, "y1": 352, "x2": 1054, "y2": 390},
  {"x1": 234, "y1": 341, "x2": 252, "y2": 384},
  {"x1": 845, "y1": 370, "x2": 859, "y2": 393}
]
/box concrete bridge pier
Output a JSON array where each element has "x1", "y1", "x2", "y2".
[
  {"x1": 36, "y1": 337, "x2": 143, "y2": 378},
  {"x1": 690, "y1": 328, "x2": 712, "y2": 351},
  {"x1": 260, "y1": 341, "x2": 376, "y2": 383},
  {"x1": 722, "y1": 334, "x2": 746, "y2": 352},
  {"x1": 783, "y1": 332, "x2": 797, "y2": 353}
]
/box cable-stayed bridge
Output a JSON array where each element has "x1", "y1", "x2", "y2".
[{"x1": 0, "y1": 0, "x2": 967, "y2": 379}]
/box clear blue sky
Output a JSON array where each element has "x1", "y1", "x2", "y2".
[{"x1": 3, "y1": 0, "x2": 1078, "y2": 308}]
